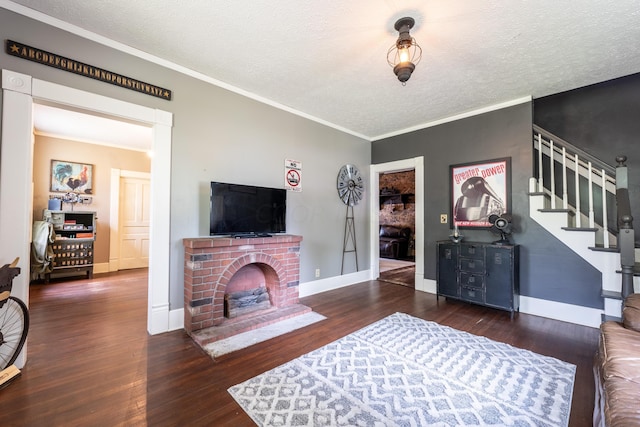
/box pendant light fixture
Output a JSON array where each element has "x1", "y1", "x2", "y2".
[{"x1": 387, "y1": 17, "x2": 422, "y2": 85}]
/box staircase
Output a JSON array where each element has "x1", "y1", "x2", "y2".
[{"x1": 529, "y1": 125, "x2": 637, "y2": 320}]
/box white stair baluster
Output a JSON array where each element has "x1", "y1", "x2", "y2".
[
  {"x1": 538, "y1": 133, "x2": 544, "y2": 192},
  {"x1": 562, "y1": 147, "x2": 568, "y2": 210},
  {"x1": 588, "y1": 162, "x2": 595, "y2": 228},
  {"x1": 550, "y1": 140, "x2": 556, "y2": 209},
  {"x1": 575, "y1": 153, "x2": 581, "y2": 227},
  {"x1": 602, "y1": 169, "x2": 609, "y2": 249}
]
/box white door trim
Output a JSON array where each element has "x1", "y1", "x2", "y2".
[
  {"x1": 1, "y1": 69, "x2": 173, "y2": 352},
  {"x1": 369, "y1": 157, "x2": 428, "y2": 292}
]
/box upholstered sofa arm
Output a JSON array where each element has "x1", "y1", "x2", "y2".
[
  {"x1": 594, "y1": 293, "x2": 640, "y2": 427},
  {"x1": 623, "y1": 293, "x2": 640, "y2": 332},
  {"x1": 379, "y1": 225, "x2": 410, "y2": 239},
  {"x1": 379, "y1": 225, "x2": 411, "y2": 260}
]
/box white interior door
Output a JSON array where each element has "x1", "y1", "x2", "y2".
[{"x1": 119, "y1": 176, "x2": 150, "y2": 269}]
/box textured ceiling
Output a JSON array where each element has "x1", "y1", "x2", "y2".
[{"x1": 6, "y1": 0, "x2": 640, "y2": 143}]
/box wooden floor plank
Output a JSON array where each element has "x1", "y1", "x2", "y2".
[
  {"x1": 0, "y1": 269, "x2": 598, "y2": 426},
  {"x1": 378, "y1": 265, "x2": 415, "y2": 287}
]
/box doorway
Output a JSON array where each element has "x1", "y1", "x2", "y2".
[
  {"x1": 1, "y1": 69, "x2": 173, "y2": 371},
  {"x1": 378, "y1": 169, "x2": 416, "y2": 287},
  {"x1": 369, "y1": 157, "x2": 426, "y2": 292}
]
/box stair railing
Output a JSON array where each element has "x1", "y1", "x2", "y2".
[
  {"x1": 615, "y1": 156, "x2": 635, "y2": 298},
  {"x1": 533, "y1": 125, "x2": 616, "y2": 248}
]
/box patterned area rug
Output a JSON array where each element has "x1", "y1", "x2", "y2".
[{"x1": 228, "y1": 313, "x2": 576, "y2": 426}]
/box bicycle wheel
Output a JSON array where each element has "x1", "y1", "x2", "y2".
[{"x1": 0, "y1": 296, "x2": 29, "y2": 370}]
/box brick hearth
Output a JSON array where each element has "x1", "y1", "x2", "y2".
[{"x1": 183, "y1": 234, "x2": 310, "y2": 346}]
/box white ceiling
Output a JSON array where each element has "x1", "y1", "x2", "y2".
[
  {"x1": 7, "y1": 0, "x2": 640, "y2": 145},
  {"x1": 33, "y1": 104, "x2": 152, "y2": 151}
]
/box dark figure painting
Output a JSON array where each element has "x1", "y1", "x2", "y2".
[
  {"x1": 450, "y1": 158, "x2": 510, "y2": 228},
  {"x1": 454, "y1": 176, "x2": 504, "y2": 223}
]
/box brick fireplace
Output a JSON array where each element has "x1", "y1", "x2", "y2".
[{"x1": 183, "y1": 235, "x2": 310, "y2": 346}]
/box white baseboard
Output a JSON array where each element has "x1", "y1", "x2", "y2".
[
  {"x1": 169, "y1": 308, "x2": 184, "y2": 331},
  {"x1": 413, "y1": 282, "x2": 601, "y2": 328},
  {"x1": 604, "y1": 298, "x2": 622, "y2": 319},
  {"x1": 416, "y1": 277, "x2": 436, "y2": 294},
  {"x1": 93, "y1": 262, "x2": 110, "y2": 274},
  {"x1": 299, "y1": 269, "x2": 372, "y2": 298},
  {"x1": 148, "y1": 303, "x2": 170, "y2": 335},
  {"x1": 520, "y1": 296, "x2": 601, "y2": 328},
  {"x1": 299, "y1": 271, "x2": 436, "y2": 297}
]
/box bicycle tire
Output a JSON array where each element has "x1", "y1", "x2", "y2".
[{"x1": 0, "y1": 296, "x2": 29, "y2": 370}]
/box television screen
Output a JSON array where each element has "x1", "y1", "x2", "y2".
[{"x1": 210, "y1": 182, "x2": 286, "y2": 236}]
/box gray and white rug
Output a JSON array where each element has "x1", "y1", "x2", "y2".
[{"x1": 228, "y1": 312, "x2": 575, "y2": 426}]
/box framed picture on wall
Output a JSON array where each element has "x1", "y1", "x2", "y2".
[
  {"x1": 50, "y1": 160, "x2": 93, "y2": 194},
  {"x1": 450, "y1": 157, "x2": 511, "y2": 228}
]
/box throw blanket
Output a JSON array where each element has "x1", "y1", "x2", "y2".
[{"x1": 31, "y1": 220, "x2": 55, "y2": 278}]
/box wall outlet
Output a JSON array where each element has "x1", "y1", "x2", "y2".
[
  {"x1": 440, "y1": 214, "x2": 448, "y2": 224},
  {"x1": 315, "y1": 268, "x2": 320, "y2": 278}
]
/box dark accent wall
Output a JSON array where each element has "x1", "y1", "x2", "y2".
[
  {"x1": 372, "y1": 102, "x2": 602, "y2": 309},
  {"x1": 534, "y1": 72, "x2": 640, "y2": 237}
]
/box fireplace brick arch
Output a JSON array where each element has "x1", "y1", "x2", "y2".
[
  {"x1": 183, "y1": 235, "x2": 303, "y2": 335},
  {"x1": 213, "y1": 253, "x2": 285, "y2": 314}
]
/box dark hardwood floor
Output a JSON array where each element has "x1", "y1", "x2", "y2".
[
  {"x1": 0, "y1": 269, "x2": 599, "y2": 426},
  {"x1": 378, "y1": 265, "x2": 415, "y2": 288}
]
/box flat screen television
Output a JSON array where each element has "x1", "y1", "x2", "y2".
[{"x1": 209, "y1": 182, "x2": 286, "y2": 236}]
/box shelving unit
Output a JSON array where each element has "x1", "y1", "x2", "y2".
[{"x1": 43, "y1": 210, "x2": 96, "y2": 281}]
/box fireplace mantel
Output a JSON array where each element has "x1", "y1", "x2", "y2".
[{"x1": 183, "y1": 235, "x2": 307, "y2": 343}]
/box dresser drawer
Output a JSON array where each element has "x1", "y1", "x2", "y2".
[
  {"x1": 460, "y1": 272, "x2": 484, "y2": 288},
  {"x1": 459, "y1": 257, "x2": 484, "y2": 273},
  {"x1": 461, "y1": 286, "x2": 484, "y2": 303},
  {"x1": 460, "y1": 244, "x2": 483, "y2": 259}
]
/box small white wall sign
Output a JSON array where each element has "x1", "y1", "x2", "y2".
[{"x1": 285, "y1": 159, "x2": 302, "y2": 192}]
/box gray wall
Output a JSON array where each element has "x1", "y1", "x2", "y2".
[
  {"x1": 0, "y1": 8, "x2": 370, "y2": 309},
  {"x1": 534, "y1": 72, "x2": 640, "y2": 240},
  {"x1": 372, "y1": 102, "x2": 603, "y2": 309}
]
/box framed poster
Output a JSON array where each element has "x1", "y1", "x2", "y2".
[
  {"x1": 50, "y1": 160, "x2": 93, "y2": 194},
  {"x1": 450, "y1": 157, "x2": 511, "y2": 228}
]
